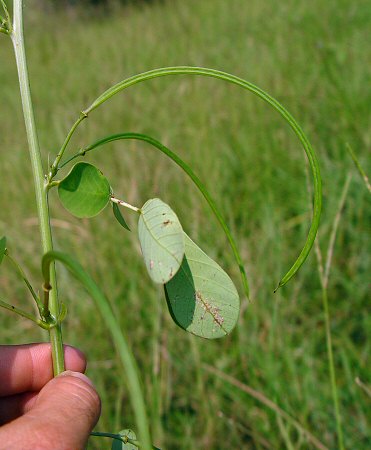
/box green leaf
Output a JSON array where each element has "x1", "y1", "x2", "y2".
[
  {"x1": 58, "y1": 162, "x2": 110, "y2": 218},
  {"x1": 111, "y1": 429, "x2": 137, "y2": 450},
  {"x1": 0, "y1": 236, "x2": 6, "y2": 265},
  {"x1": 138, "y1": 198, "x2": 185, "y2": 284},
  {"x1": 112, "y1": 202, "x2": 130, "y2": 231},
  {"x1": 78, "y1": 132, "x2": 249, "y2": 298},
  {"x1": 165, "y1": 233, "x2": 240, "y2": 339}
]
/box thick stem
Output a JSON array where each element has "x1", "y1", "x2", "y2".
[{"x1": 11, "y1": 0, "x2": 64, "y2": 375}]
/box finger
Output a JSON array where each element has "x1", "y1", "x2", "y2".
[
  {"x1": 0, "y1": 391, "x2": 37, "y2": 425},
  {"x1": 0, "y1": 371, "x2": 101, "y2": 450},
  {"x1": 0, "y1": 344, "x2": 86, "y2": 396}
]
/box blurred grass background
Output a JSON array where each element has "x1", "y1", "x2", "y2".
[{"x1": 0, "y1": 0, "x2": 370, "y2": 448}]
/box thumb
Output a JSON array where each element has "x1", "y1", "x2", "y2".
[{"x1": 0, "y1": 371, "x2": 101, "y2": 450}]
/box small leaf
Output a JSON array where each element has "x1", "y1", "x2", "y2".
[
  {"x1": 165, "y1": 233, "x2": 240, "y2": 339},
  {"x1": 0, "y1": 236, "x2": 6, "y2": 265},
  {"x1": 112, "y1": 429, "x2": 137, "y2": 450},
  {"x1": 58, "y1": 303, "x2": 68, "y2": 323},
  {"x1": 138, "y1": 198, "x2": 184, "y2": 284},
  {"x1": 112, "y1": 202, "x2": 130, "y2": 231},
  {"x1": 58, "y1": 162, "x2": 111, "y2": 218}
]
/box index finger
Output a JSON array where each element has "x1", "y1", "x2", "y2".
[{"x1": 0, "y1": 344, "x2": 86, "y2": 396}]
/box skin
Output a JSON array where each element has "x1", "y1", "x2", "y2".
[{"x1": 0, "y1": 344, "x2": 101, "y2": 450}]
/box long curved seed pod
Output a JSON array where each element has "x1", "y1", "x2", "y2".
[{"x1": 58, "y1": 66, "x2": 322, "y2": 289}]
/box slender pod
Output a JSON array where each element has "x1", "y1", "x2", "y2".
[{"x1": 55, "y1": 67, "x2": 322, "y2": 290}]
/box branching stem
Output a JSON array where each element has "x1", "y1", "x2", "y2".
[
  {"x1": 90, "y1": 431, "x2": 160, "y2": 449},
  {"x1": 0, "y1": 298, "x2": 51, "y2": 329},
  {"x1": 4, "y1": 250, "x2": 43, "y2": 311},
  {"x1": 11, "y1": 0, "x2": 64, "y2": 375},
  {"x1": 48, "y1": 113, "x2": 87, "y2": 182}
]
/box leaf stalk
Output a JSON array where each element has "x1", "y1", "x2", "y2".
[
  {"x1": 4, "y1": 250, "x2": 43, "y2": 311},
  {"x1": 0, "y1": 298, "x2": 52, "y2": 330},
  {"x1": 110, "y1": 196, "x2": 141, "y2": 213}
]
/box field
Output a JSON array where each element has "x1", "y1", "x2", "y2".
[{"x1": 0, "y1": 0, "x2": 370, "y2": 448}]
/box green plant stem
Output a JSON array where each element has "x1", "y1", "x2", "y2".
[
  {"x1": 90, "y1": 431, "x2": 160, "y2": 449},
  {"x1": 0, "y1": 298, "x2": 50, "y2": 329},
  {"x1": 48, "y1": 113, "x2": 87, "y2": 181},
  {"x1": 323, "y1": 174, "x2": 352, "y2": 288},
  {"x1": 346, "y1": 143, "x2": 371, "y2": 194},
  {"x1": 315, "y1": 175, "x2": 350, "y2": 450},
  {"x1": 42, "y1": 251, "x2": 152, "y2": 450},
  {"x1": 4, "y1": 251, "x2": 43, "y2": 311},
  {"x1": 321, "y1": 288, "x2": 344, "y2": 450},
  {"x1": 0, "y1": 0, "x2": 11, "y2": 28},
  {"x1": 311, "y1": 170, "x2": 350, "y2": 450},
  {"x1": 90, "y1": 431, "x2": 130, "y2": 444},
  {"x1": 355, "y1": 377, "x2": 371, "y2": 398},
  {"x1": 10, "y1": 0, "x2": 64, "y2": 375}
]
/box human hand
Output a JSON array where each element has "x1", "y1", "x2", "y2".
[{"x1": 0, "y1": 343, "x2": 101, "y2": 450}]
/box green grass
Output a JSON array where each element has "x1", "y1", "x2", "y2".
[{"x1": 0, "y1": 0, "x2": 370, "y2": 448}]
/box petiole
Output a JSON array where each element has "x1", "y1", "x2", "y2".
[
  {"x1": 4, "y1": 250, "x2": 44, "y2": 313},
  {"x1": 110, "y1": 196, "x2": 141, "y2": 214},
  {"x1": 0, "y1": 298, "x2": 53, "y2": 330}
]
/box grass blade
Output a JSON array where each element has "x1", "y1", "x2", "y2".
[
  {"x1": 346, "y1": 143, "x2": 371, "y2": 194},
  {"x1": 42, "y1": 251, "x2": 152, "y2": 450},
  {"x1": 202, "y1": 364, "x2": 328, "y2": 450}
]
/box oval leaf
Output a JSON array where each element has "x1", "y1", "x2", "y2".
[
  {"x1": 0, "y1": 236, "x2": 6, "y2": 265},
  {"x1": 112, "y1": 202, "x2": 130, "y2": 231},
  {"x1": 138, "y1": 198, "x2": 184, "y2": 284},
  {"x1": 58, "y1": 162, "x2": 110, "y2": 218},
  {"x1": 165, "y1": 233, "x2": 240, "y2": 339},
  {"x1": 112, "y1": 429, "x2": 137, "y2": 450}
]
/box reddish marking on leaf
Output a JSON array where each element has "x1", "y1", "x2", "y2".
[{"x1": 194, "y1": 290, "x2": 224, "y2": 327}]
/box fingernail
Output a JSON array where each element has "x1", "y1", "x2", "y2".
[{"x1": 58, "y1": 370, "x2": 96, "y2": 389}]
